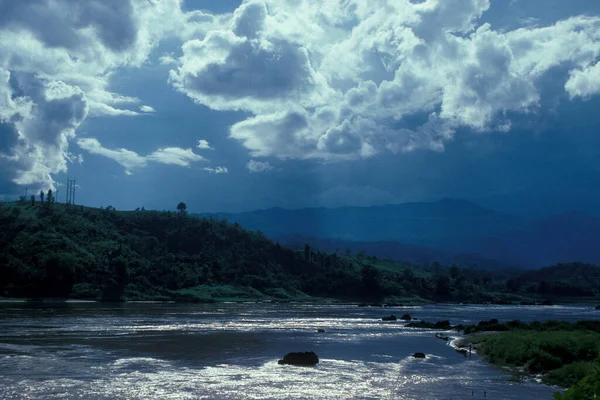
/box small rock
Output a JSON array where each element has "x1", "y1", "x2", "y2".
[
  {"x1": 433, "y1": 320, "x2": 451, "y2": 329},
  {"x1": 382, "y1": 315, "x2": 397, "y2": 321},
  {"x1": 595, "y1": 305, "x2": 600, "y2": 310},
  {"x1": 400, "y1": 313, "x2": 412, "y2": 321},
  {"x1": 412, "y1": 352, "x2": 426, "y2": 359},
  {"x1": 317, "y1": 328, "x2": 325, "y2": 333}
]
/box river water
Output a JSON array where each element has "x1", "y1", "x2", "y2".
[{"x1": 0, "y1": 302, "x2": 597, "y2": 400}]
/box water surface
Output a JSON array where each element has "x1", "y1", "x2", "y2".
[{"x1": 1, "y1": 302, "x2": 596, "y2": 399}]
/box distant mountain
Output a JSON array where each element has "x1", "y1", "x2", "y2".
[
  {"x1": 277, "y1": 234, "x2": 519, "y2": 270},
  {"x1": 473, "y1": 212, "x2": 600, "y2": 268},
  {"x1": 198, "y1": 198, "x2": 526, "y2": 249}
]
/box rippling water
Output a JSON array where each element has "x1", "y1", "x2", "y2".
[{"x1": 0, "y1": 302, "x2": 597, "y2": 399}]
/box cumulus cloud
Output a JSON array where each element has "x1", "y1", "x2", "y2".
[
  {"x1": 77, "y1": 138, "x2": 205, "y2": 174},
  {"x1": 246, "y1": 160, "x2": 273, "y2": 173},
  {"x1": 197, "y1": 139, "x2": 213, "y2": 150},
  {"x1": 4, "y1": 0, "x2": 600, "y2": 191},
  {"x1": 170, "y1": 0, "x2": 600, "y2": 161},
  {"x1": 0, "y1": 0, "x2": 221, "y2": 191},
  {"x1": 565, "y1": 62, "x2": 600, "y2": 98},
  {"x1": 203, "y1": 166, "x2": 229, "y2": 174}
]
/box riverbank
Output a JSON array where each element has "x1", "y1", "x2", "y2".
[{"x1": 446, "y1": 319, "x2": 600, "y2": 397}]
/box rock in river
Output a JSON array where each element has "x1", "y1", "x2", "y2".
[
  {"x1": 278, "y1": 352, "x2": 319, "y2": 366},
  {"x1": 382, "y1": 315, "x2": 397, "y2": 321},
  {"x1": 412, "y1": 352, "x2": 426, "y2": 359}
]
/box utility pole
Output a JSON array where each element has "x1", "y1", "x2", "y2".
[{"x1": 65, "y1": 178, "x2": 77, "y2": 205}]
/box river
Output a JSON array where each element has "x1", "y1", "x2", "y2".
[{"x1": 0, "y1": 302, "x2": 597, "y2": 399}]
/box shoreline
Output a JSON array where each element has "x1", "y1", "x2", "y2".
[
  {"x1": 2, "y1": 296, "x2": 599, "y2": 306},
  {"x1": 447, "y1": 330, "x2": 585, "y2": 392}
]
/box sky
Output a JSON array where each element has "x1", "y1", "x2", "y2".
[{"x1": 1, "y1": 0, "x2": 600, "y2": 217}]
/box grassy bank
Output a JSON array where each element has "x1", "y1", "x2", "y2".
[{"x1": 454, "y1": 320, "x2": 600, "y2": 396}]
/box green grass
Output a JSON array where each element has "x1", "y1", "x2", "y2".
[{"x1": 465, "y1": 328, "x2": 600, "y2": 387}]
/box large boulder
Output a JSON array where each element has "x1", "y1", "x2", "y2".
[
  {"x1": 400, "y1": 313, "x2": 412, "y2": 321},
  {"x1": 595, "y1": 305, "x2": 600, "y2": 310},
  {"x1": 382, "y1": 315, "x2": 397, "y2": 321},
  {"x1": 278, "y1": 352, "x2": 319, "y2": 366}
]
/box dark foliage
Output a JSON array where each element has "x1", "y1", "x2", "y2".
[{"x1": 1, "y1": 203, "x2": 599, "y2": 304}]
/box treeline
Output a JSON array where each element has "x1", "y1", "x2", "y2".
[{"x1": 0, "y1": 202, "x2": 599, "y2": 303}]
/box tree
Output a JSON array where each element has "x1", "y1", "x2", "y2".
[
  {"x1": 482, "y1": 272, "x2": 492, "y2": 286},
  {"x1": 40, "y1": 190, "x2": 44, "y2": 204},
  {"x1": 177, "y1": 202, "x2": 187, "y2": 215},
  {"x1": 450, "y1": 264, "x2": 460, "y2": 280},
  {"x1": 435, "y1": 275, "x2": 451, "y2": 298},
  {"x1": 403, "y1": 268, "x2": 415, "y2": 282},
  {"x1": 304, "y1": 243, "x2": 311, "y2": 262},
  {"x1": 361, "y1": 265, "x2": 380, "y2": 297}
]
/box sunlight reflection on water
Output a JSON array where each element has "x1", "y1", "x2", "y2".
[{"x1": 0, "y1": 303, "x2": 582, "y2": 399}]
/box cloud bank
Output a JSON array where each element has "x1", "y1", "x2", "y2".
[
  {"x1": 2, "y1": 0, "x2": 600, "y2": 192},
  {"x1": 169, "y1": 0, "x2": 600, "y2": 161},
  {"x1": 0, "y1": 0, "x2": 221, "y2": 190}
]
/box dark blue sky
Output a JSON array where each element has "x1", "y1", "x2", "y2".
[{"x1": 1, "y1": 0, "x2": 600, "y2": 217}]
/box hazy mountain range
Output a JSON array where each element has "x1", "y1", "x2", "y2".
[{"x1": 197, "y1": 199, "x2": 600, "y2": 269}]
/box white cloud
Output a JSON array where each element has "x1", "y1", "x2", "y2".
[
  {"x1": 3, "y1": 0, "x2": 600, "y2": 191},
  {"x1": 77, "y1": 138, "x2": 146, "y2": 174},
  {"x1": 77, "y1": 138, "x2": 205, "y2": 174},
  {"x1": 246, "y1": 160, "x2": 273, "y2": 173},
  {"x1": 148, "y1": 147, "x2": 205, "y2": 167},
  {"x1": 197, "y1": 139, "x2": 214, "y2": 150},
  {"x1": 204, "y1": 166, "x2": 229, "y2": 174},
  {"x1": 170, "y1": 0, "x2": 600, "y2": 161},
  {"x1": 140, "y1": 105, "x2": 156, "y2": 113},
  {"x1": 0, "y1": 0, "x2": 219, "y2": 190},
  {"x1": 565, "y1": 62, "x2": 600, "y2": 98}
]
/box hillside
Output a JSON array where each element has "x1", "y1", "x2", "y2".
[
  {"x1": 197, "y1": 198, "x2": 525, "y2": 249},
  {"x1": 473, "y1": 212, "x2": 600, "y2": 267},
  {"x1": 199, "y1": 200, "x2": 600, "y2": 268},
  {"x1": 1, "y1": 202, "x2": 599, "y2": 304},
  {"x1": 277, "y1": 234, "x2": 519, "y2": 270}
]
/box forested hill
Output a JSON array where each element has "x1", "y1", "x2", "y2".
[{"x1": 0, "y1": 202, "x2": 599, "y2": 304}]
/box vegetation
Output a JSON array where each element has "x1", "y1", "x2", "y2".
[
  {"x1": 554, "y1": 361, "x2": 600, "y2": 399},
  {"x1": 458, "y1": 320, "x2": 600, "y2": 393},
  {"x1": 1, "y1": 202, "x2": 600, "y2": 305}
]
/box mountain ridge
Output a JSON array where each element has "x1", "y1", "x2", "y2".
[{"x1": 197, "y1": 199, "x2": 600, "y2": 269}]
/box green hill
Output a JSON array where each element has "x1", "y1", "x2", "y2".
[{"x1": 0, "y1": 201, "x2": 599, "y2": 304}]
